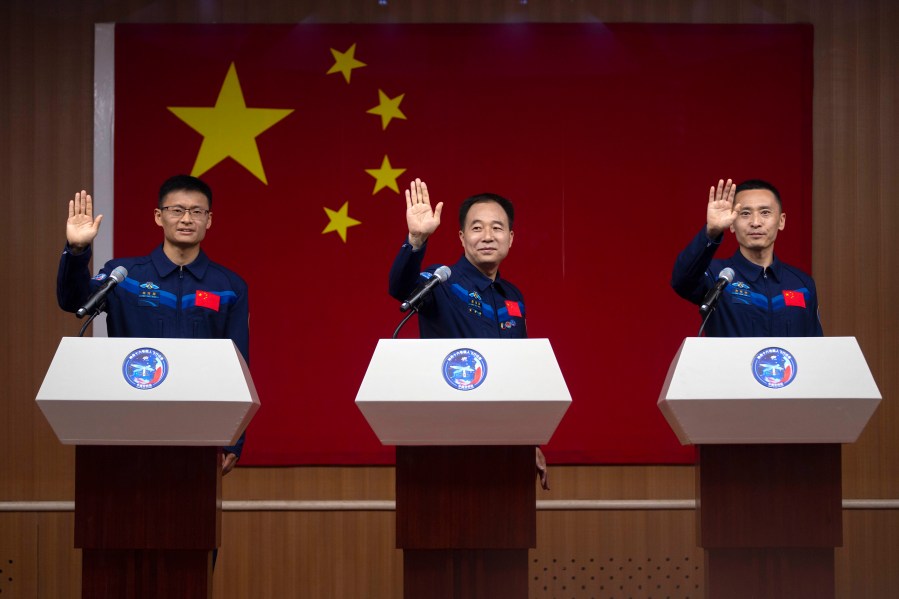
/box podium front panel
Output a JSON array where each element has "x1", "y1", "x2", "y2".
[
  {"x1": 36, "y1": 337, "x2": 260, "y2": 445},
  {"x1": 356, "y1": 338, "x2": 571, "y2": 445},
  {"x1": 395, "y1": 446, "x2": 535, "y2": 549},
  {"x1": 658, "y1": 336, "x2": 881, "y2": 444},
  {"x1": 74, "y1": 445, "x2": 220, "y2": 550}
]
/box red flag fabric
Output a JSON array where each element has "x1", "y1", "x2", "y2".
[
  {"x1": 783, "y1": 290, "x2": 807, "y2": 308},
  {"x1": 112, "y1": 24, "x2": 812, "y2": 465},
  {"x1": 505, "y1": 300, "x2": 523, "y2": 318},
  {"x1": 195, "y1": 290, "x2": 221, "y2": 311}
]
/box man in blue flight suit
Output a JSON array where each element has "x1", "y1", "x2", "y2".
[
  {"x1": 57, "y1": 175, "x2": 248, "y2": 471},
  {"x1": 389, "y1": 178, "x2": 547, "y2": 488},
  {"x1": 671, "y1": 178, "x2": 823, "y2": 337},
  {"x1": 389, "y1": 178, "x2": 527, "y2": 339}
]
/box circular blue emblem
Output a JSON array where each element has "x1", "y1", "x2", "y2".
[
  {"x1": 751, "y1": 347, "x2": 797, "y2": 389},
  {"x1": 122, "y1": 347, "x2": 169, "y2": 390},
  {"x1": 442, "y1": 348, "x2": 488, "y2": 391}
]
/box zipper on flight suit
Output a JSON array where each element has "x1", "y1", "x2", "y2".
[{"x1": 178, "y1": 266, "x2": 184, "y2": 333}]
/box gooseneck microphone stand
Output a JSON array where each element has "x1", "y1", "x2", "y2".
[
  {"x1": 77, "y1": 301, "x2": 105, "y2": 337},
  {"x1": 392, "y1": 307, "x2": 417, "y2": 339},
  {"x1": 697, "y1": 304, "x2": 715, "y2": 337}
]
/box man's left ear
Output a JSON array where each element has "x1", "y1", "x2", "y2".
[
  {"x1": 205, "y1": 212, "x2": 213, "y2": 229},
  {"x1": 509, "y1": 229, "x2": 514, "y2": 247},
  {"x1": 778, "y1": 211, "x2": 786, "y2": 231}
]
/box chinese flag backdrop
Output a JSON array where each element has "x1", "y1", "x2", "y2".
[{"x1": 112, "y1": 24, "x2": 812, "y2": 465}]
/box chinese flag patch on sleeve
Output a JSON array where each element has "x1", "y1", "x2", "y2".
[
  {"x1": 505, "y1": 300, "x2": 523, "y2": 317},
  {"x1": 782, "y1": 290, "x2": 807, "y2": 308},
  {"x1": 196, "y1": 290, "x2": 221, "y2": 311}
]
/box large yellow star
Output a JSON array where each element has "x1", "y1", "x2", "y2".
[
  {"x1": 326, "y1": 43, "x2": 367, "y2": 84},
  {"x1": 168, "y1": 63, "x2": 294, "y2": 185},
  {"x1": 364, "y1": 155, "x2": 407, "y2": 195},
  {"x1": 322, "y1": 201, "x2": 361, "y2": 243},
  {"x1": 366, "y1": 89, "x2": 407, "y2": 130}
]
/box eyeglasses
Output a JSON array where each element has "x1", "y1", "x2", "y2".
[{"x1": 160, "y1": 206, "x2": 210, "y2": 219}]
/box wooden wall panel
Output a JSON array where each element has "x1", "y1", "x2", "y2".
[
  {"x1": 836, "y1": 510, "x2": 899, "y2": 598},
  {"x1": 211, "y1": 510, "x2": 401, "y2": 599},
  {"x1": 224, "y1": 466, "x2": 395, "y2": 500},
  {"x1": 35, "y1": 512, "x2": 81, "y2": 599},
  {"x1": 4, "y1": 507, "x2": 899, "y2": 598},
  {"x1": 207, "y1": 504, "x2": 706, "y2": 599},
  {"x1": 0, "y1": 514, "x2": 39, "y2": 598},
  {"x1": 221, "y1": 464, "x2": 695, "y2": 501},
  {"x1": 0, "y1": 512, "x2": 80, "y2": 599},
  {"x1": 2, "y1": 0, "x2": 898, "y2": 597},
  {"x1": 532, "y1": 510, "x2": 703, "y2": 599}
]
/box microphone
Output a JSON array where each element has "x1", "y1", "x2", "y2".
[
  {"x1": 77, "y1": 266, "x2": 128, "y2": 318},
  {"x1": 400, "y1": 265, "x2": 451, "y2": 313},
  {"x1": 699, "y1": 267, "x2": 735, "y2": 316}
]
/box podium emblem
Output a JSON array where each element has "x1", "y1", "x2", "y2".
[
  {"x1": 751, "y1": 347, "x2": 797, "y2": 389},
  {"x1": 442, "y1": 348, "x2": 487, "y2": 391},
  {"x1": 122, "y1": 347, "x2": 169, "y2": 390}
]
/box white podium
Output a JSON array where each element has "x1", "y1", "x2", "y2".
[
  {"x1": 356, "y1": 338, "x2": 570, "y2": 445},
  {"x1": 658, "y1": 336, "x2": 881, "y2": 599},
  {"x1": 37, "y1": 336, "x2": 258, "y2": 445},
  {"x1": 36, "y1": 337, "x2": 260, "y2": 599},
  {"x1": 356, "y1": 338, "x2": 571, "y2": 599}
]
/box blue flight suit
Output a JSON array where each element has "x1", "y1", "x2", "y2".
[
  {"x1": 671, "y1": 228, "x2": 823, "y2": 337},
  {"x1": 389, "y1": 241, "x2": 527, "y2": 338},
  {"x1": 57, "y1": 243, "x2": 250, "y2": 457}
]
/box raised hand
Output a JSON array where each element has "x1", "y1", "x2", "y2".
[
  {"x1": 706, "y1": 178, "x2": 739, "y2": 238},
  {"x1": 405, "y1": 178, "x2": 443, "y2": 250},
  {"x1": 67, "y1": 190, "x2": 103, "y2": 252}
]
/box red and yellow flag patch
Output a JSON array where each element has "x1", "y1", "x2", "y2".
[
  {"x1": 782, "y1": 290, "x2": 807, "y2": 308},
  {"x1": 196, "y1": 290, "x2": 221, "y2": 311}
]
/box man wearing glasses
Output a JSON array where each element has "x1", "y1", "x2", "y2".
[{"x1": 56, "y1": 174, "x2": 248, "y2": 472}]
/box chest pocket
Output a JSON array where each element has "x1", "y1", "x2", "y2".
[{"x1": 189, "y1": 308, "x2": 221, "y2": 339}]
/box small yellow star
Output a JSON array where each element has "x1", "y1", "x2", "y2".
[
  {"x1": 326, "y1": 43, "x2": 367, "y2": 84},
  {"x1": 364, "y1": 155, "x2": 407, "y2": 195},
  {"x1": 366, "y1": 89, "x2": 407, "y2": 130},
  {"x1": 322, "y1": 201, "x2": 361, "y2": 243},
  {"x1": 168, "y1": 63, "x2": 294, "y2": 184}
]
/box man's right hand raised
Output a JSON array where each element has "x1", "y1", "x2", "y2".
[
  {"x1": 405, "y1": 178, "x2": 443, "y2": 250},
  {"x1": 67, "y1": 190, "x2": 103, "y2": 254},
  {"x1": 706, "y1": 178, "x2": 740, "y2": 239}
]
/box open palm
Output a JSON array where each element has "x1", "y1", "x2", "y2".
[
  {"x1": 66, "y1": 190, "x2": 103, "y2": 249},
  {"x1": 405, "y1": 178, "x2": 443, "y2": 247},
  {"x1": 706, "y1": 179, "x2": 739, "y2": 236}
]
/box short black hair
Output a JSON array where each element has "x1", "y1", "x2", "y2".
[
  {"x1": 158, "y1": 175, "x2": 213, "y2": 209},
  {"x1": 458, "y1": 193, "x2": 515, "y2": 230},
  {"x1": 735, "y1": 179, "x2": 782, "y2": 210}
]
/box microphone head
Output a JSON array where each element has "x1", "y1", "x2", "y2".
[
  {"x1": 110, "y1": 265, "x2": 128, "y2": 284},
  {"x1": 718, "y1": 267, "x2": 735, "y2": 284},
  {"x1": 433, "y1": 265, "x2": 452, "y2": 283}
]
